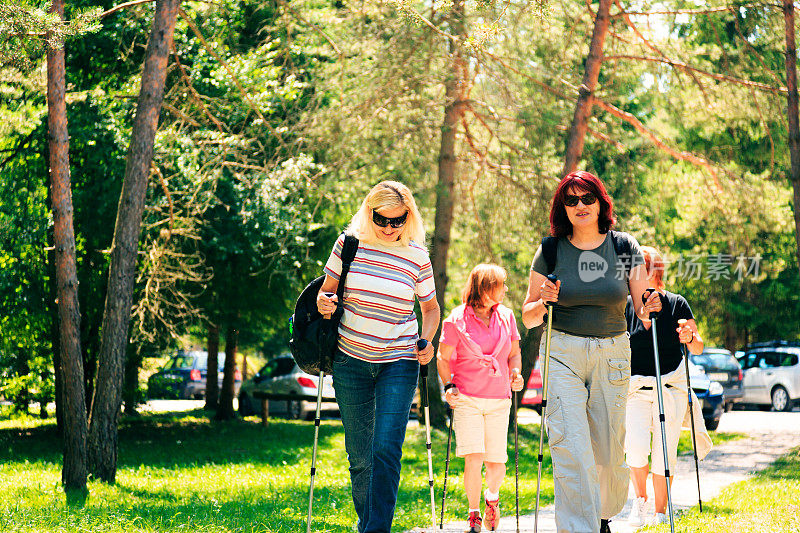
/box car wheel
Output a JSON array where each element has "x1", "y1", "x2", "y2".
[
  {"x1": 238, "y1": 393, "x2": 254, "y2": 416},
  {"x1": 287, "y1": 400, "x2": 303, "y2": 420},
  {"x1": 771, "y1": 386, "x2": 792, "y2": 412},
  {"x1": 704, "y1": 417, "x2": 720, "y2": 431}
]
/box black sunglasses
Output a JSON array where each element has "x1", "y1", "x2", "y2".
[
  {"x1": 563, "y1": 192, "x2": 597, "y2": 207},
  {"x1": 372, "y1": 210, "x2": 408, "y2": 228}
]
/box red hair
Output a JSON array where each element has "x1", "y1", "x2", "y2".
[
  {"x1": 549, "y1": 170, "x2": 616, "y2": 238},
  {"x1": 461, "y1": 264, "x2": 507, "y2": 309}
]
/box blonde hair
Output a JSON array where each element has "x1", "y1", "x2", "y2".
[
  {"x1": 347, "y1": 181, "x2": 426, "y2": 247},
  {"x1": 462, "y1": 263, "x2": 507, "y2": 308},
  {"x1": 640, "y1": 246, "x2": 666, "y2": 290}
]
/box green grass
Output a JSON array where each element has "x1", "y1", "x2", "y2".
[
  {"x1": 641, "y1": 446, "x2": 800, "y2": 532},
  {"x1": 0, "y1": 410, "x2": 748, "y2": 532},
  {"x1": 0, "y1": 410, "x2": 551, "y2": 532}
]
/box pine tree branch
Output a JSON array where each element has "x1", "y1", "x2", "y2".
[
  {"x1": 604, "y1": 54, "x2": 787, "y2": 94},
  {"x1": 614, "y1": 0, "x2": 709, "y2": 102}
]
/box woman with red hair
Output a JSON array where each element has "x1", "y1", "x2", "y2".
[{"x1": 522, "y1": 171, "x2": 660, "y2": 533}]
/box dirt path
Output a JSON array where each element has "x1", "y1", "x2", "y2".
[{"x1": 411, "y1": 410, "x2": 800, "y2": 532}]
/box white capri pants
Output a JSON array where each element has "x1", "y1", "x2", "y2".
[{"x1": 624, "y1": 385, "x2": 688, "y2": 476}]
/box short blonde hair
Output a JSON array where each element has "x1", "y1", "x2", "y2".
[
  {"x1": 462, "y1": 263, "x2": 507, "y2": 308},
  {"x1": 641, "y1": 246, "x2": 666, "y2": 290},
  {"x1": 347, "y1": 181, "x2": 426, "y2": 247}
]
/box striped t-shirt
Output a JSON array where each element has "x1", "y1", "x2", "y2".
[{"x1": 324, "y1": 234, "x2": 437, "y2": 363}]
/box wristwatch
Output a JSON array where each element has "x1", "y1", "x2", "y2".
[{"x1": 444, "y1": 383, "x2": 456, "y2": 393}]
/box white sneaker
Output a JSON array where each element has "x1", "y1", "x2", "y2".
[
  {"x1": 628, "y1": 497, "x2": 647, "y2": 527},
  {"x1": 648, "y1": 512, "x2": 669, "y2": 525}
]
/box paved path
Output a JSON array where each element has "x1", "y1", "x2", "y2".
[{"x1": 409, "y1": 409, "x2": 800, "y2": 532}]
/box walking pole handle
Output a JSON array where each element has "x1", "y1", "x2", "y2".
[
  {"x1": 545, "y1": 274, "x2": 558, "y2": 309},
  {"x1": 642, "y1": 287, "x2": 658, "y2": 319},
  {"x1": 417, "y1": 338, "x2": 429, "y2": 376}
]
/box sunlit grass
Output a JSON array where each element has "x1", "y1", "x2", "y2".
[
  {"x1": 0, "y1": 409, "x2": 754, "y2": 532},
  {"x1": 640, "y1": 446, "x2": 800, "y2": 532}
]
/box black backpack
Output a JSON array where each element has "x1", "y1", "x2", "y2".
[
  {"x1": 289, "y1": 234, "x2": 359, "y2": 375},
  {"x1": 541, "y1": 230, "x2": 634, "y2": 277}
]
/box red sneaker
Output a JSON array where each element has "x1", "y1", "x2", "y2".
[
  {"x1": 483, "y1": 498, "x2": 500, "y2": 531},
  {"x1": 464, "y1": 510, "x2": 482, "y2": 533}
]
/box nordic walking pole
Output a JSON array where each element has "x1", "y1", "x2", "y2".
[
  {"x1": 643, "y1": 288, "x2": 675, "y2": 533},
  {"x1": 514, "y1": 386, "x2": 520, "y2": 533},
  {"x1": 418, "y1": 338, "x2": 437, "y2": 531},
  {"x1": 534, "y1": 273, "x2": 558, "y2": 533},
  {"x1": 678, "y1": 318, "x2": 703, "y2": 512},
  {"x1": 306, "y1": 368, "x2": 325, "y2": 533},
  {"x1": 440, "y1": 406, "x2": 454, "y2": 529}
]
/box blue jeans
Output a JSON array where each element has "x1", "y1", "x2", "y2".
[{"x1": 333, "y1": 352, "x2": 418, "y2": 533}]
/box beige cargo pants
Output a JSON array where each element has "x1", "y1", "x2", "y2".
[{"x1": 539, "y1": 330, "x2": 631, "y2": 533}]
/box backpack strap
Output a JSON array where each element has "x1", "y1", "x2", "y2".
[
  {"x1": 541, "y1": 236, "x2": 558, "y2": 275},
  {"x1": 610, "y1": 230, "x2": 633, "y2": 279},
  {"x1": 336, "y1": 234, "x2": 359, "y2": 301}
]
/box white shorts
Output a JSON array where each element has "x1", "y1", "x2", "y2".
[
  {"x1": 452, "y1": 393, "x2": 511, "y2": 463},
  {"x1": 624, "y1": 386, "x2": 687, "y2": 476}
]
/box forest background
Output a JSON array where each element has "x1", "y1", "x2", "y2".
[{"x1": 2, "y1": 0, "x2": 799, "y2": 491}]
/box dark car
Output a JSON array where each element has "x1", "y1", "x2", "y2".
[
  {"x1": 735, "y1": 340, "x2": 800, "y2": 412},
  {"x1": 687, "y1": 360, "x2": 725, "y2": 430},
  {"x1": 238, "y1": 355, "x2": 337, "y2": 419},
  {"x1": 690, "y1": 348, "x2": 744, "y2": 411},
  {"x1": 147, "y1": 351, "x2": 241, "y2": 400}
]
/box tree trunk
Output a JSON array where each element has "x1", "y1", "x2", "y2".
[
  {"x1": 204, "y1": 323, "x2": 220, "y2": 411},
  {"x1": 15, "y1": 356, "x2": 30, "y2": 414},
  {"x1": 783, "y1": 0, "x2": 800, "y2": 279},
  {"x1": 82, "y1": 318, "x2": 100, "y2": 414},
  {"x1": 88, "y1": 0, "x2": 180, "y2": 483},
  {"x1": 428, "y1": 0, "x2": 469, "y2": 428},
  {"x1": 215, "y1": 318, "x2": 239, "y2": 421},
  {"x1": 47, "y1": 226, "x2": 65, "y2": 433},
  {"x1": 562, "y1": 0, "x2": 613, "y2": 177},
  {"x1": 46, "y1": 0, "x2": 88, "y2": 492},
  {"x1": 122, "y1": 344, "x2": 141, "y2": 415}
]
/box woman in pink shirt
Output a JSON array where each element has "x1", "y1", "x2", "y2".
[{"x1": 437, "y1": 263, "x2": 524, "y2": 533}]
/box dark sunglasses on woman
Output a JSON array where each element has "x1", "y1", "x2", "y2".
[
  {"x1": 563, "y1": 192, "x2": 597, "y2": 207},
  {"x1": 372, "y1": 210, "x2": 408, "y2": 228}
]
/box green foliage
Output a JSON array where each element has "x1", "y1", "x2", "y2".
[{"x1": 0, "y1": 1, "x2": 101, "y2": 72}]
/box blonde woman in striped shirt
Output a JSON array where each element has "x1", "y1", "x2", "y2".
[{"x1": 317, "y1": 181, "x2": 440, "y2": 533}]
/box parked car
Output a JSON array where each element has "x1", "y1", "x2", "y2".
[
  {"x1": 690, "y1": 347, "x2": 744, "y2": 411},
  {"x1": 521, "y1": 366, "x2": 543, "y2": 414},
  {"x1": 521, "y1": 360, "x2": 724, "y2": 430},
  {"x1": 735, "y1": 340, "x2": 800, "y2": 412},
  {"x1": 238, "y1": 355, "x2": 337, "y2": 420},
  {"x1": 687, "y1": 360, "x2": 726, "y2": 430},
  {"x1": 147, "y1": 350, "x2": 241, "y2": 400}
]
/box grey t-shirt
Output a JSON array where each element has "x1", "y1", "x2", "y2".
[{"x1": 531, "y1": 232, "x2": 644, "y2": 337}]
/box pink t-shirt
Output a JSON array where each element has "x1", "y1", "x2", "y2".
[{"x1": 440, "y1": 304, "x2": 521, "y2": 399}]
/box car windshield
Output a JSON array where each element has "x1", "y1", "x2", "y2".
[
  {"x1": 694, "y1": 353, "x2": 738, "y2": 370},
  {"x1": 164, "y1": 355, "x2": 196, "y2": 370}
]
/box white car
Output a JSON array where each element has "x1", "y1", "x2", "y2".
[
  {"x1": 238, "y1": 355, "x2": 337, "y2": 420},
  {"x1": 736, "y1": 342, "x2": 800, "y2": 412}
]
